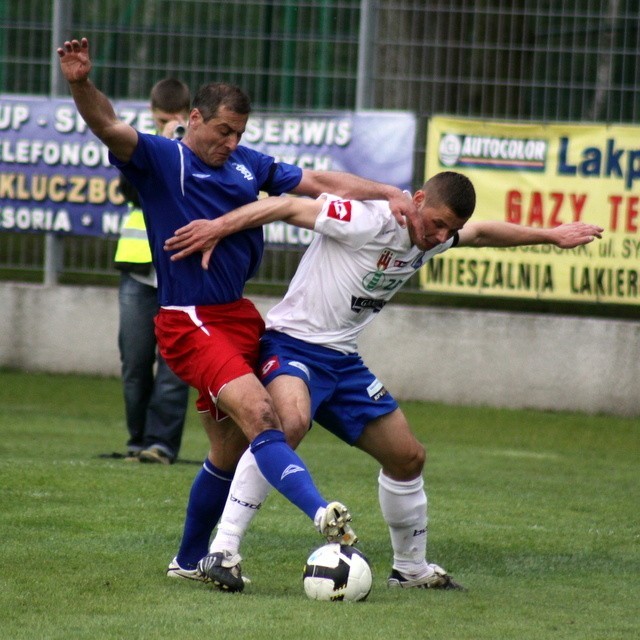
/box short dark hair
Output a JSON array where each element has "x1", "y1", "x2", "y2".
[
  {"x1": 149, "y1": 78, "x2": 191, "y2": 113},
  {"x1": 192, "y1": 82, "x2": 251, "y2": 121},
  {"x1": 423, "y1": 171, "x2": 476, "y2": 219}
]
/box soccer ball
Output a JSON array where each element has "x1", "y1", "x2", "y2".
[{"x1": 302, "y1": 543, "x2": 372, "y2": 602}]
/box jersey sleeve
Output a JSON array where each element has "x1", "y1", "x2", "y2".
[
  {"x1": 109, "y1": 132, "x2": 179, "y2": 185},
  {"x1": 235, "y1": 147, "x2": 303, "y2": 195},
  {"x1": 313, "y1": 195, "x2": 389, "y2": 251},
  {"x1": 261, "y1": 161, "x2": 303, "y2": 195}
]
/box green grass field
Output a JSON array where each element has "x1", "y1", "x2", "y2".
[{"x1": 0, "y1": 370, "x2": 637, "y2": 640}]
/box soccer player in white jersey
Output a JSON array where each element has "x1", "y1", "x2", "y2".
[{"x1": 165, "y1": 171, "x2": 603, "y2": 591}]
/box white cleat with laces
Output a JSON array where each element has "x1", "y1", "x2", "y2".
[
  {"x1": 316, "y1": 501, "x2": 358, "y2": 545},
  {"x1": 387, "y1": 563, "x2": 465, "y2": 590},
  {"x1": 167, "y1": 557, "x2": 208, "y2": 583}
]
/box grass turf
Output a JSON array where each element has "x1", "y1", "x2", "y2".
[{"x1": 0, "y1": 370, "x2": 637, "y2": 640}]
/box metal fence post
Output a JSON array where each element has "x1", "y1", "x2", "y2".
[
  {"x1": 356, "y1": 0, "x2": 377, "y2": 111},
  {"x1": 44, "y1": 0, "x2": 74, "y2": 285}
]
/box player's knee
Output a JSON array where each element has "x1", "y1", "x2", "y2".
[
  {"x1": 281, "y1": 416, "x2": 310, "y2": 449},
  {"x1": 391, "y1": 442, "x2": 426, "y2": 479},
  {"x1": 253, "y1": 398, "x2": 280, "y2": 430},
  {"x1": 415, "y1": 441, "x2": 427, "y2": 466},
  {"x1": 406, "y1": 449, "x2": 426, "y2": 477},
  {"x1": 232, "y1": 395, "x2": 280, "y2": 438},
  {"x1": 269, "y1": 393, "x2": 310, "y2": 448}
]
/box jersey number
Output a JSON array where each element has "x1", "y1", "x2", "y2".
[{"x1": 382, "y1": 278, "x2": 403, "y2": 291}]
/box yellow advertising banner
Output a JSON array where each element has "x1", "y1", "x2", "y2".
[{"x1": 422, "y1": 116, "x2": 640, "y2": 304}]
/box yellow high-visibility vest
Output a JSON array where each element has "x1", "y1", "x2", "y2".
[{"x1": 114, "y1": 206, "x2": 152, "y2": 270}]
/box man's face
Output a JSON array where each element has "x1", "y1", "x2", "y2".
[
  {"x1": 184, "y1": 105, "x2": 248, "y2": 167},
  {"x1": 408, "y1": 190, "x2": 468, "y2": 251}
]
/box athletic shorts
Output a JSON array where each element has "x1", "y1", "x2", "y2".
[
  {"x1": 155, "y1": 299, "x2": 265, "y2": 419},
  {"x1": 258, "y1": 330, "x2": 398, "y2": 445}
]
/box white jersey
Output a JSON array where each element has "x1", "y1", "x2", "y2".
[{"x1": 265, "y1": 194, "x2": 457, "y2": 353}]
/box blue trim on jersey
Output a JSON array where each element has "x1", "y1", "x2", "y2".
[
  {"x1": 111, "y1": 134, "x2": 302, "y2": 306},
  {"x1": 259, "y1": 330, "x2": 398, "y2": 445}
]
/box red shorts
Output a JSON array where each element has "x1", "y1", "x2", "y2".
[{"x1": 155, "y1": 298, "x2": 265, "y2": 418}]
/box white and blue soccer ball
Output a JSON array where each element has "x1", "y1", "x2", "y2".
[{"x1": 302, "y1": 543, "x2": 372, "y2": 602}]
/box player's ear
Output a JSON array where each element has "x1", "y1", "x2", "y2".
[{"x1": 413, "y1": 189, "x2": 426, "y2": 206}]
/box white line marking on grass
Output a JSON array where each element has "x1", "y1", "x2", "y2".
[{"x1": 484, "y1": 449, "x2": 561, "y2": 460}]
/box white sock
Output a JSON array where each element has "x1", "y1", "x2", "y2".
[
  {"x1": 378, "y1": 470, "x2": 429, "y2": 577},
  {"x1": 313, "y1": 506, "x2": 326, "y2": 531},
  {"x1": 209, "y1": 449, "x2": 272, "y2": 555}
]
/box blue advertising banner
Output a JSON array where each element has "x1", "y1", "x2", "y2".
[{"x1": 0, "y1": 95, "x2": 415, "y2": 241}]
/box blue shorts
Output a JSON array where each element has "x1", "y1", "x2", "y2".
[{"x1": 259, "y1": 330, "x2": 398, "y2": 445}]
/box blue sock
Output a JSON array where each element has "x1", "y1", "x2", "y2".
[
  {"x1": 250, "y1": 429, "x2": 327, "y2": 520},
  {"x1": 175, "y1": 458, "x2": 233, "y2": 569}
]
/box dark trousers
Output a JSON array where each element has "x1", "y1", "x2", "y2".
[{"x1": 118, "y1": 272, "x2": 189, "y2": 458}]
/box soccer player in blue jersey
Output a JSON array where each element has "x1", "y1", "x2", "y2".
[
  {"x1": 57, "y1": 38, "x2": 420, "y2": 578},
  {"x1": 164, "y1": 172, "x2": 603, "y2": 591}
]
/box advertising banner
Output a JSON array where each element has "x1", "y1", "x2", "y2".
[
  {"x1": 423, "y1": 116, "x2": 640, "y2": 305},
  {"x1": 0, "y1": 95, "x2": 415, "y2": 246}
]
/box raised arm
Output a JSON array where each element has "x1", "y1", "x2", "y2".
[
  {"x1": 293, "y1": 169, "x2": 419, "y2": 234},
  {"x1": 57, "y1": 38, "x2": 137, "y2": 162},
  {"x1": 457, "y1": 220, "x2": 604, "y2": 249},
  {"x1": 164, "y1": 196, "x2": 324, "y2": 269}
]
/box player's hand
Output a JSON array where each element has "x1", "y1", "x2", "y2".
[
  {"x1": 550, "y1": 222, "x2": 604, "y2": 248},
  {"x1": 164, "y1": 219, "x2": 222, "y2": 269},
  {"x1": 57, "y1": 38, "x2": 92, "y2": 83},
  {"x1": 388, "y1": 189, "x2": 423, "y2": 237}
]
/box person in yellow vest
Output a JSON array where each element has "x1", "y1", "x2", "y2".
[{"x1": 114, "y1": 78, "x2": 191, "y2": 464}]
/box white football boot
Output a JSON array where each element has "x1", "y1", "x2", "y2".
[
  {"x1": 316, "y1": 501, "x2": 358, "y2": 545},
  {"x1": 387, "y1": 563, "x2": 465, "y2": 590}
]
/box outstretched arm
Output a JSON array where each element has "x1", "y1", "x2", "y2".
[
  {"x1": 164, "y1": 196, "x2": 324, "y2": 269},
  {"x1": 457, "y1": 220, "x2": 604, "y2": 249},
  {"x1": 293, "y1": 169, "x2": 419, "y2": 234},
  {"x1": 57, "y1": 38, "x2": 137, "y2": 162}
]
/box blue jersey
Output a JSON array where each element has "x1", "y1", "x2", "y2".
[{"x1": 111, "y1": 133, "x2": 302, "y2": 306}]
